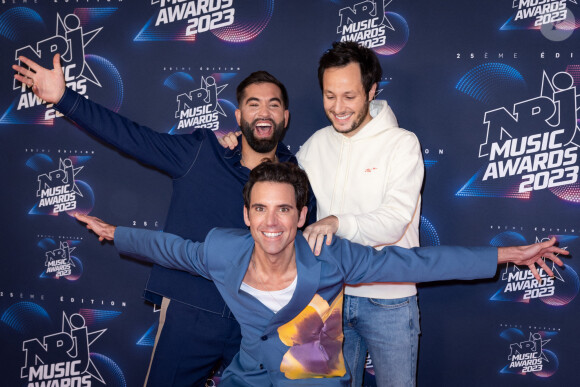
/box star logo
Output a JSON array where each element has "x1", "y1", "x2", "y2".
[
  {"x1": 21, "y1": 312, "x2": 107, "y2": 383},
  {"x1": 54, "y1": 13, "x2": 102, "y2": 87},
  {"x1": 45, "y1": 242, "x2": 76, "y2": 268},
  {"x1": 174, "y1": 76, "x2": 227, "y2": 118},
  {"x1": 509, "y1": 332, "x2": 550, "y2": 363}
]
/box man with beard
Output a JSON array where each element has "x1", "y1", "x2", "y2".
[
  {"x1": 297, "y1": 41, "x2": 423, "y2": 387},
  {"x1": 13, "y1": 55, "x2": 313, "y2": 386}
]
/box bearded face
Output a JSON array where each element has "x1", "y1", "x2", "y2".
[
  {"x1": 236, "y1": 82, "x2": 289, "y2": 153},
  {"x1": 240, "y1": 116, "x2": 286, "y2": 153}
]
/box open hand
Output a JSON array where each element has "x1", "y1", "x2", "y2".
[
  {"x1": 498, "y1": 237, "x2": 569, "y2": 283},
  {"x1": 13, "y1": 54, "x2": 66, "y2": 104}
]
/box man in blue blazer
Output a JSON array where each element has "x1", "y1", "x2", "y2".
[{"x1": 75, "y1": 161, "x2": 566, "y2": 386}]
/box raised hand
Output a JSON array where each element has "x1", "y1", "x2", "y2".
[{"x1": 13, "y1": 54, "x2": 66, "y2": 104}]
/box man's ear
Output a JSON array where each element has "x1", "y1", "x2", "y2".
[
  {"x1": 283, "y1": 109, "x2": 289, "y2": 128},
  {"x1": 235, "y1": 109, "x2": 242, "y2": 126},
  {"x1": 368, "y1": 83, "x2": 378, "y2": 101},
  {"x1": 243, "y1": 206, "x2": 250, "y2": 227},
  {"x1": 297, "y1": 206, "x2": 308, "y2": 228}
]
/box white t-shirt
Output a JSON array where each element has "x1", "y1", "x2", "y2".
[{"x1": 240, "y1": 276, "x2": 298, "y2": 313}]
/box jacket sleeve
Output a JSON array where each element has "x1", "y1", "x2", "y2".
[
  {"x1": 336, "y1": 132, "x2": 424, "y2": 247},
  {"x1": 114, "y1": 226, "x2": 211, "y2": 279},
  {"x1": 332, "y1": 238, "x2": 498, "y2": 285},
  {"x1": 54, "y1": 88, "x2": 203, "y2": 178}
]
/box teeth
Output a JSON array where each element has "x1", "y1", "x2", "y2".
[
  {"x1": 256, "y1": 123, "x2": 271, "y2": 127},
  {"x1": 335, "y1": 113, "x2": 352, "y2": 120},
  {"x1": 263, "y1": 232, "x2": 282, "y2": 237}
]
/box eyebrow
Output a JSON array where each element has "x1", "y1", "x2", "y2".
[
  {"x1": 324, "y1": 89, "x2": 355, "y2": 95},
  {"x1": 245, "y1": 97, "x2": 283, "y2": 105},
  {"x1": 251, "y1": 203, "x2": 294, "y2": 209}
]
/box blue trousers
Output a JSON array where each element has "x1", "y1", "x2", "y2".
[
  {"x1": 145, "y1": 298, "x2": 242, "y2": 387},
  {"x1": 343, "y1": 294, "x2": 420, "y2": 387}
]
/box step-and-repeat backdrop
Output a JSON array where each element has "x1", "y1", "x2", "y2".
[{"x1": 1, "y1": 1, "x2": 578, "y2": 386}]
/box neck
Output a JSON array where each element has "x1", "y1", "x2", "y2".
[
  {"x1": 246, "y1": 248, "x2": 297, "y2": 291},
  {"x1": 240, "y1": 138, "x2": 277, "y2": 170}
]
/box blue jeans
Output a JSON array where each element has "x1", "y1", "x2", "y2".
[{"x1": 343, "y1": 294, "x2": 420, "y2": 387}]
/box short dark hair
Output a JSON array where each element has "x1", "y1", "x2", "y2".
[
  {"x1": 243, "y1": 161, "x2": 309, "y2": 211},
  {"x1": 236, "y1": 71, "x2": 289, "y2": 109},
  {"x1": 318, "y1": 41, "x2": 382, "y2": 95}
]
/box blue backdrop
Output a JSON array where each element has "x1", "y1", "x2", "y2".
[{"x1": 1, "y1": 1, "x2": 579, "y2": 386}]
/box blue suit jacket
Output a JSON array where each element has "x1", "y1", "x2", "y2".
[{"x1": 115, "y1": 226, "x2": 497, "y2": 386}]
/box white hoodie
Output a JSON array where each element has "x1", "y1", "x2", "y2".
[{"x1": 297, "y1": 100, "x2": 424, "y2": 299}]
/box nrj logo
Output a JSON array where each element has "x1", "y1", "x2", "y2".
[
  {"x1": 512, "y1": 0, "x2": 569, "y2": 27},
  {"x1": 495, "y1": 264, "x2": 558, "y2": 302},
  {"x1": 21, "y1": 312, "x2": 106, "y2": 385},
  {"x1": 154, "y1": 0, "x2": 234, "y2": 36},
  {"x1": 500, "y1": 330, "x2": 558, "y2": 376},
  {"x1": 36, "y1": 158, "x2": 83, "y2": 214},
  {"x1": 13, "y1": 13, "x2": 101, "y2": 120},
  {"x1": 337, "y1": 0, "x2": 390, "y2": 48},
  {"x1": 45, "y1": 242, "x2": 76, "y2": 279},
  {"x1": 502, "y1": 1, "x2": 578, "y2": 41},
  {"x1": 174, "y1": 76, "x2": 227, "y2": 132},
  {"x1": 335, "y1": 0, "x2": 409, "y2": 55},
  {"x1": 135, "y1": 0, "x2": 235, "y2": 41},
  {"x1": 27, "y1": 154, "x2": 95, "y2": 216},
  {"x1": 457, "y1": 71, "x2": 580, "y2": 200},
  {"x1": 38, "y1": 238, "x2": 83, "y2": 281}
]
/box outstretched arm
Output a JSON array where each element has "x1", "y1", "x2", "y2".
[
  {"x1": 13, "y1": 55, "x2": 203, "y2": 178},
  {"x1": 498, "y1": 237, "x2": 567, "y2": 282},
  {"x1": 74, "y1": 213, "x2": 210, "y2": 278},
  {"x1": 13, "y1": 54, "x2": 66, "y2": 104}
]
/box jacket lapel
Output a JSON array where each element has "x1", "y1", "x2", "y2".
[{"x1": 224, "y1": 245, "x2": 253, "y2": 296}]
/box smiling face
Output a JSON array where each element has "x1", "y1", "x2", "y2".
[
  {"x1": 322, "y1": 62, "x2": 377, "y2": 138},
  {"x1": 236, "y1": 82, "x2": 289, "y2": 153},
  {"x1": 244, "y1": 181, "x2": 307, "y2": 262}
]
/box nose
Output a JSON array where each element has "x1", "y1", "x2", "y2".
[
  {"x1": 257, "y1": 105, "x2": 271, "y2": 119},
  {"x1": 265, "y1": 210, "x2": 278, "y2": 226},
  {"x1": 333, "y1": 98, "x2": 344, "y2": 113}
]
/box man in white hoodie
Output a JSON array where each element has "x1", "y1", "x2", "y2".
[{"x1": 297, "y1": 41, "x2": 424, "y2": 387}]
